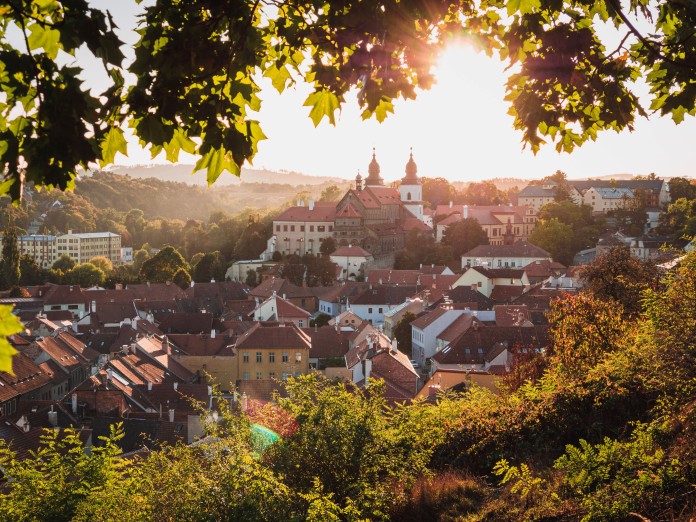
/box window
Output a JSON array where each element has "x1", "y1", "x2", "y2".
[
  {"x1": 243, "y1": 372, "x2": 250, "y2": 380},
  {"x1": 298, "y1": 320, "x2": 304, "y2": 327},
  {"x1": 243, "y1": 352, "x2": 249, "y2": 363},
  {"x1": 368, "y1": 307, "x2": 373, "y2": 314},
  {"x1": 282, "y1": 352, "x2": 289, "y2": 363},
  {"x1": 407, "y1": 192, "x2": 411, "y2": 200},
  {"x1": 329, "y1": 225, "x2": 333, "y2": 232},
  {"x1": 310, "y1": 225, "x2": 314, "y2": 232},
  {"x1": 283, "y1": 225, "x2": 288, "y2": 232},
  {"x1": 290, "y1": 225, "x2": 295, "y2": 232},
  {"x1": 256, "y1": 352, "x2": 262, "y2": 363},
  {"x1": 269, "y1": 352, "x2": 275, "y2": 363},
  {"x1": 256, "y1": 372, "x2": 262, "y2": 379},
  {"x1": 282, "y1": 372, "x2": 288, "y2": 380},
  {"x1": 317, "y1": 225, "x2": 325, "y2": 232},
  {"x1": 498, "y1": 260, "x2": 502, "y2": 267},
  {"x1": 269, "y1": 372, "x2": 276, "y2": 379},
  {"x1": 295, "y1": 352, "x2": 302, "y2": 363},
  {"x1": 300, "y1": 225, "x2": 305, "y2": 232},
  {"x1": 378, "y1": 307, "x2": 383, "y2": 313},
  {"x1": 276, "y1": 225, "x2": 280, "y2": 232},
  {"x1": 477, "y1": 282, "x2": 482, "y2": 287}
]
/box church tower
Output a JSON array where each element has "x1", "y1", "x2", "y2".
[
  {"x1": 364, "y1": 148, "x2": 384, "y2": 187},
  {"x1": 400, "y1": 149, "x2": 424, "y2": 221}
]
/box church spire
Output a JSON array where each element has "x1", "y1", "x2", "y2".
[
  {"x1": 402, "y1": 147, "x2": 420, "y2": 184},
  {"x1": 364, "y1": 148, "x2": 384, "y2": 186}
]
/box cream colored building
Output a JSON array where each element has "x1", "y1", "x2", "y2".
[
  {"x1": 273, "y1": 200, "x2": 336, "y2": 256},
  {"x1": 55, "y1": 231, "x2": 122, "y2": 266},
  {"x1": 583, "y1": 187, "x2": 636, "y2": 214},
  {"x1": 17, "y1": 235, "x2": 57, "y2": 269}
]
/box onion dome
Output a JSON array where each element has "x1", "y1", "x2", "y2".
[
  {"x1": 365, "y1": 148, "x2": 384, "y2": 186},
  {"x1": 402, "y1": 148, "x2": 420, "y2": 184}
]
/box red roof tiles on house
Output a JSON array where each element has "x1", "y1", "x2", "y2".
[{"x1": 274, "y1": 202, "x2": 337, "y2": 222}]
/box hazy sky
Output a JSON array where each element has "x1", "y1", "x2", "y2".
[{"x1": 90, "y1": 2, "x2": 695, "y2": 184}]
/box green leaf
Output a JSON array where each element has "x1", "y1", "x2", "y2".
[
  {"x1": 264, "y1": 63, "x2": 293, "y2": 93},
  {"x1": 519, "y1": 0, "x2": 540, "y2": 15},
  {"x1": 100, "y1": 127, "x2": 127, "y2": 166},
  {"x1": 671, "y1": 106, "x2": 687, "y2": 124},
  {"x1": 195, "y1": 147, "x2": 234, "y2": 184},
  {"x1": 373, "y1": 98, "x2": 395, "y2": 123},
  {"x1": 304, "y1": 90, "x2": 340, "y2": 126},
  {"x1": 27, "y1": 24, "x2": 61, "y2": 60},
  {"x1": 163, "y1": 129, "x2": 196, "y2": 163},
  {"x1": 0, "y1": 305, "x2": 22, "y2": 374}
]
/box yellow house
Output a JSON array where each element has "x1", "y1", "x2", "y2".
[{"x1": 234, "y1": 322, "x2": 311, "y2": 381}]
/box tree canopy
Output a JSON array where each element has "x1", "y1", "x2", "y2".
[{"x1": 2, "y1": 0, "x2": 696, "y2": 201}]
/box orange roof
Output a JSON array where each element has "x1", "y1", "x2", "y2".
[
  {"x1": 275, "y1": 202, "x2": 337, "y2": 222},
  {"x1": 336, "y1": 203, "x2": 362, "y2": 218}
]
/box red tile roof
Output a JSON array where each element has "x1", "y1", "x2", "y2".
[
  {"x1": 127, "y1": 282, "x2": 187, "y2": 301},
  {"x1": 463, "y1": 240, "x2": 551, "y2": 259},
  {"x1": 366, "y1": 270, "x2": 420, "y2": 285},
  {"x1": 490, "y1": 285, "x2": 526, "y2": 303},
  {"x1": 336, "y1": 203, "x2": 361, "y2": 218},
  {"x1": 303, "y1": 326, "x2": 351, "y2": 359},
  {"x1": 235, "y1": 322, "x2": 311, "y2": 350},
  {"x1": 0, "y1": 352, "x2": 52, "y2": 396},
  {"x1": 274, "y1": 202, "x2": 337, "y2": 222},
  {"x1": 167, "y1": 332, "x2": 236, "y2": 356}
]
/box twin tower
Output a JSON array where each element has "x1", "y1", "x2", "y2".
[{"x1": 355, "y1": 148, "x2": 424, "y2": 222}]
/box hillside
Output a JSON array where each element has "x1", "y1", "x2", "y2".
[
  {"x1": 102, "y1": 164, "x2": 344, "y2": 187},
  {"x1": 67, "y1": 170, "x2": 349, "y2": 221}
]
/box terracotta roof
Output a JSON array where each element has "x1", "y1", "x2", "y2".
[
  {"x1": 83, "y1": 288, "x2": 136, "y2": 304},
  {"x1": 490, "y1": 285, "x2": 526, "y2": 303},
  {"x1": 0, "y1": 352, "x2": 52, "y2": 396},
  {"x1": 331, "y1": 245, "x2": 372, "y2": 257},
  {"x1": 470, "y1": 266, "x2": 526, "y2": 280},
  {"x1": 254, "y1": 294, "x2": 311, "y2": 321},
  {"x1": 42, "y1": 285, "x2": 86, "y2": 305},
  {"x1": 185, "y1": 281, "x2": 250, "y2": 301},
  {"x1": 433, "y1": 325, "x2": 549, "y2": 365},
  {"x1": 236, "y1": 379, "x2": 288, "y2": 403},
  {"x1": 95, "y1": 302, "x2": 137, "y2": 325},
  {"x1": 235, "y1": 322, "x2": 311, "y2": 350},
  {"x1": 345, "y1": 332, "x2": 391, "y2": 369},
  {"x1": 418, "y1": 274, "x2": 459, "y2": 289},
  {"x1": 167, "y1": 332, "x2": 236, "y2": 356},
  {"x1": 445, "y1": 286, "x2": 496, "y2": 310},
  {"x1": 158, "y1": 312, "x2": 215, "y2": 334},
  {"x1": 493, "y1": 305, "x2": 532, "y2": 327},
  {"x1": 410, "y1": 307, "x2": 450, "y2": 330},
  {"x1": 437, "y1": 314, "x2": 477, "y2": 343},
  {"x1": 365, "y1": 186, "x2": 402, "y2": 205},
  {"x1": 350, "y1": 285, "x2": 418, "y2": 306},
  {"x1": 463, "y1": 240, "x2": 551, "y2": 259},
  {"x1": 336, "y1": 203, "x2": 362, "y2": 218},
  {"x1": 274, "y1": 202, "x2": 337, "y2": 222},
  {"x1": 349, "y1": 189, "x2": 379, "y2": 209},
  {"x1": 134, "y1": 336, "x2": 195, "y2": 382},
  {"x1": 418, "y1": 265, "x2": 451, "y2": 275},
  {"x1": 44, "y1": 310, "x2": 73, "y2": 321},
  {"x1": 523, "y1": 259, "x2": 567, "y2": 278},
  {"x1": 402, "y1": 218, "x2": 432, "y2": 232},
  {"x1": 248, "y1": 277, "x2": 314, "y2": 299},
  {"x1": 127, "y1": 282, "x2": 187, "y2": 301},
  {"x1": 303, "y1": 326, "x2": 351, "y2": 359}
]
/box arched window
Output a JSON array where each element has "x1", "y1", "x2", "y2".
[{"x1": 407, "y1": 192, "x2": 411, "y2": 201}]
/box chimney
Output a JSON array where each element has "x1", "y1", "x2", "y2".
[
  {"x1": 106, "y1": 368, "x2": 113, "y2": 381},
  {"x1": 464, "y1": 205, "x2": 469, "y2": 219},
  {"x1": 211, "y1": 329, "x2": 216, "y2": 339},
  {"x1": 173, "y1": 382, "x2": 178, "y2": 391},
  {"x1": 162, "y1": 335, "x2": 170, "y2": 354},
  {"x1": 190, "y1": 281, "x2": 195, "y2": 287},
  {"x1": 391, "y1": 339, "x2": 398, "y2": 354},
  {"x1": 115, "y1": 283, "x2": 123, "y2": 290},
  {"x1": 309, "y1": 199, "x2": 315, "y2": 211},
  {"x1": 71, "y1": 393, "x2": 78, "y2": 414},
  {"x1": 48, "y1": 409, "x2": 58, "y2": 427},
  {"x1": 147, "y1": 381, "x2": 153, "y2": 391},
  {"x1": 21, "y1": 416, "x2": 30, "y2": 432},
  {"x1": 449, "y1": 201, "x2": 452, "y2": 208},
  {"x1": 168, "y1": 408, "x2": 175, "y2": 422}
]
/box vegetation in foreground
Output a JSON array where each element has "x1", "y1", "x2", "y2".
[{"x1": 1, "y1": 253, "x2": 695, "y2": 521}]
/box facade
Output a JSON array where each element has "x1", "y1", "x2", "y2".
[
  {"x1": 17, "y1": 235, "x2": 57, "y2": 269},
  {"x1": 234, "y1": 322, "x2": 311, "y2": 381},
  {"x1": 517, "y1": 182, "x2": 582, "y2": 211},
  {"x1": 434, "y1": 204, "x2": 538, "y2": 245},
  {"x1": 583, "y1": 187, "x2": 636, "y2": 214},
  {"x1": 569, "y1": 179, "x2": 670, "y2": 209},
  {"x1": 330, "y1": 244, "x2": 373, "y2": 280},
  {"x1": 460, "y1": 240, "x2": 552, "y2": 270},
  {"x1": 273, "y1": 200, "x2": 337, "y2": 256}
]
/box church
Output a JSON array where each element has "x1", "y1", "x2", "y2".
[{"x1": 333, "y1": 149, "x2": 432, "y2": 258}]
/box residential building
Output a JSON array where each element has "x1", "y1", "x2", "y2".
[
  {"x1": 460, "y1": 240, "x2": 552, "y2": 270},
  {"x1": 330, "y1": 244, "x2": 373, "y2": 280},
  {"x1": 517, "y1": 182, "x2": 582, "y2": 211},
  {"x1": 251, "y1": 293, "x2": 311, "y2": 328},
  {"x1": 452, "y1": 267, "x2": 530, "y2": 300},
  {"x1": 434, "y1": 204, "x2": 538, "y2": 245},
  {"x1": 383, "y1": 297, "x2": 426, "y2": 338},
  {"x1": 347, "y1": 284, "x2": 418, "y2": 327},
  {"x1": 234, "y1": 322, "x2": 311, "y2": 381},
  {"x1": 273, "y1": 200, "x2": 337, "y2": 256},
  {"x1": 55, "y1": 231, "x2": 122, "y2": 265},
  {"x1": 17, "y1": 234, "x2": 56, "y2": 269},
  {"x1": 569, "y1": 179, "x2": 670, "y2": 209},
  {"x1": 583, "y1": 187, "x2": 636, "y2": 214}
]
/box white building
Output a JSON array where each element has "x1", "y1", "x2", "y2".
[
  {"x1": 583, "y1": 187, "x2": 636, "y2": 214},
  {"x1": 330, "y1": 244, "x2": 373, "y2": 280},
  {"x1": 460, "y1": 240, "x2": 552, "y2": 270},
  {"x1": 273, "y1": 200, "x2": 336, "y2": 256}
]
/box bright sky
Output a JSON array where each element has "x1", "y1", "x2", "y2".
[{"x1": 92, "y1": 2, "x2": 695, "y2": 184}]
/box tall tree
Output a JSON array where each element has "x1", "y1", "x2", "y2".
[
  {"x1": 19, "y1": 255, "x2": 44, "y2": 286},
  {"x1": 441, "y1": 218, "x2": 489, "y2": 260},
  {"x1": 1, "y1": 229, "x2": 21, "y2": 290},
  {"x1": 139, "y1": 246, "x2": 189, "y2": 284},
  {"x1": 581, "y1": 247, "x2": 661, "y2": 317},
  {"x1": 64, "y1": 263, "x2": 106, "y2": 288},
  {"x1": 393, "y1": 311, "x2": 416, "y2": 357},
  {"x1": 529, "y1": 218, "x2": 575, "y2": 265}
]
